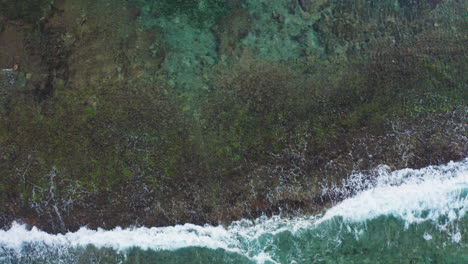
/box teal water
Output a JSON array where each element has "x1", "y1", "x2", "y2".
[{"x1": 1, "y1": 160, "x2": 467, "y2": 263}]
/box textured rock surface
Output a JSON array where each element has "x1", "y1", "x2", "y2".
[{"x1": 0, "y1": 0, "x2": 466, "y2": 232}]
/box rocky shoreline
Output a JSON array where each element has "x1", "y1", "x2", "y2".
[{"x1": 0, "y1": 0, "x2": 466, "y2": 233}]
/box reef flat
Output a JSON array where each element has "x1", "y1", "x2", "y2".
[{"x1": 0, "y1": 0, "x2": 466, "y2": 233}]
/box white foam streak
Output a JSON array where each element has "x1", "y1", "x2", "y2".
[{"x1": 0, "y1": 223, "x2": 238, "y2": 253}]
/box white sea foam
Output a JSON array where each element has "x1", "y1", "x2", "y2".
[
  {"x1": 423, "y1": 232, "x2": 433, "y2": 241},
  {"x1": 318, "y1": 159, "x2": 468, "y2": 226},
  {"x1": 0, "y1": 159, "x2": 466, "y2": 263},
  {"x1": 0, "y1": 222, "x2": 239, "y2": 253}
]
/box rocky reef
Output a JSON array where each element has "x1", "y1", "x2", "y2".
[{"x1": 0, "y1": 0, "x2": 466, "y2": 233}]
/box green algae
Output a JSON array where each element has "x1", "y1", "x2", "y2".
[
  {"x1": 241, "y1": 0, "x2": 325, "y2": 61},
  {"x1": 139, "y1": 0, "x2": 229, "y2": 27},
  {"x1": 0, "y1": 0, "x2": 466, "y2": 231},
  {"x1": 0, "y1": 0, "x2": 53, "y2": 24}
]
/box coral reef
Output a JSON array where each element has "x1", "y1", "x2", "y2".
[{"x1": 0, "y1": 0, "x2": 466, "y2": 232}]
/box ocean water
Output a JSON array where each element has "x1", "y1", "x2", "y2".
[{"x1": 0, "y1": 159, "x2": 466, "y2": 264}]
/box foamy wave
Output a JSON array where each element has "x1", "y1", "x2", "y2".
[
  {"x1": 0, "y1": 222, "x2": 240, "y2": 253},
  {"x1": 1, "y1": 159, "x2": 466, "y2": 263},
  {"x1": 319, "y1": 159, "x2": 468, "y2": 226}
]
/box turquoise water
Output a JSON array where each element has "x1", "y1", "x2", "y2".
[{"x1": 1, "y1": 160, "x2": 467, "y2": 263}]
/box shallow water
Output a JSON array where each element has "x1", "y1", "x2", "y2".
[{"x1": 1, "y1": 159, "x2": 467, "y2": 264}]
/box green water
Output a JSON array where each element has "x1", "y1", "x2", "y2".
[{"x1": 2, "y1": 215, "x2": 466, "y2": 264}]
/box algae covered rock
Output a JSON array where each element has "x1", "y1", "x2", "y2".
[
  {"x1": 241, "y1": 0, "x2": 325, "y2": 61},
  {"x1": 0, "y1": 0, "x2": 53, "y2": 24},
  {"x1": 140, "y1": 0, "x2": 229, "y2": 27},
  {"x1": 0, "y1": 0, "x2": 466, "y2": 233}
]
